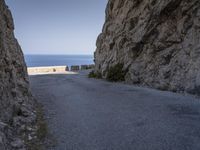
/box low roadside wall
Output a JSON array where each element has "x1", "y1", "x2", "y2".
[
  {"x1": 28, "y1": 66, "x2": 69, "y2": 74},
  {"x1": 71, "y1": 64, "x2": 95, "y2": 71},
  {"x1": 28, "y1": 64, "x2": 95, "y2": 74},
  {"x1": 71, "y1": 65, "x2": 80, "y2": 71}
]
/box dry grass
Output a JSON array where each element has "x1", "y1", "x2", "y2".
[{"x1": 26, "y1": 104, "x2": 48, "y2": 150}]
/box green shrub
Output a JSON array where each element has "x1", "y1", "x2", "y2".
[
  {"x1": 88, "y1": 70, "x2": 102, "y2": 79},
  {"x1": 106, "y1": 63, "x2": 126, "y2": 82}
]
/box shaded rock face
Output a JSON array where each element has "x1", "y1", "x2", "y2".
[
  {"x1": 0, "y1": 0, "x2": 36, "y2": 149},
  {"x1": 95, "y1": 0, "x2": 200, "y2": 94}
]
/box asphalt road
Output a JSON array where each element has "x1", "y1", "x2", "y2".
[{"x1": 30, "y1": 71, "x2": 200, "y2": 150}]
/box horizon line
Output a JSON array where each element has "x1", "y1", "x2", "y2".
[{"x1": 24, "y1": 54, "x2": 94, "y2": 55}]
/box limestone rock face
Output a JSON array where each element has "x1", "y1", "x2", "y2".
[
  {"x1": 0, "y1": 0, "x2": 36, "y2": 149},
  {"x1": 95, "y1": 0, "x2": 200, "y2": 94}
]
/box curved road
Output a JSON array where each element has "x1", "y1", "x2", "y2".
[{"x1": 30, "y1": 71, "x2": 200, "y2": 150}]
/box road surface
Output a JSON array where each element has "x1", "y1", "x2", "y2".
[{"x1": 30, "y1": 71, "x2": 200, "y2": 150}]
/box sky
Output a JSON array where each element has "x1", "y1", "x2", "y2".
[{"x1": 6, "y1": 0, "x2": 108, "y2": 55}]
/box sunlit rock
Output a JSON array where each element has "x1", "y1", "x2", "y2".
[{"x1": 95, "y1": 0, "x2": 200, "y2": 94}]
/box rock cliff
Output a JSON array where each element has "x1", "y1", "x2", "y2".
[
  {"x1": 0, "y1": 0, "x2": 36, "y2": 149},
  {"x1": 95, "y1": 0, "x2": 200, "y2": 94}
]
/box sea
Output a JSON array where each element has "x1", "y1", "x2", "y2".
[{"x1": 25, "y1": 55, "x2": 94, "y2": 67}]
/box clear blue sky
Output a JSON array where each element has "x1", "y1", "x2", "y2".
[{"x1": 6, "y1": 0, "x2": 107, "y2": 55}]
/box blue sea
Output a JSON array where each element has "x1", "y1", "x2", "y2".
[{"x1": 25, "y1": 55, "x2": 94, "y2": 67}]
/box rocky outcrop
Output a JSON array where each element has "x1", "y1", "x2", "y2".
[
  {"x1": 95, "y1": 0, "x2": 200, "y2": 94},
  {"x1": 0, "y1": 0, "x2": 36, "y2": 149}
]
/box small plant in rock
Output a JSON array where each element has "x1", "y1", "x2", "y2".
[
  {"x1": 88, "y1": 70, "x2": 102, "y2": 79},
  {"x1": 106, "y1": 63, "x2": 126, "y2": 82}
]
